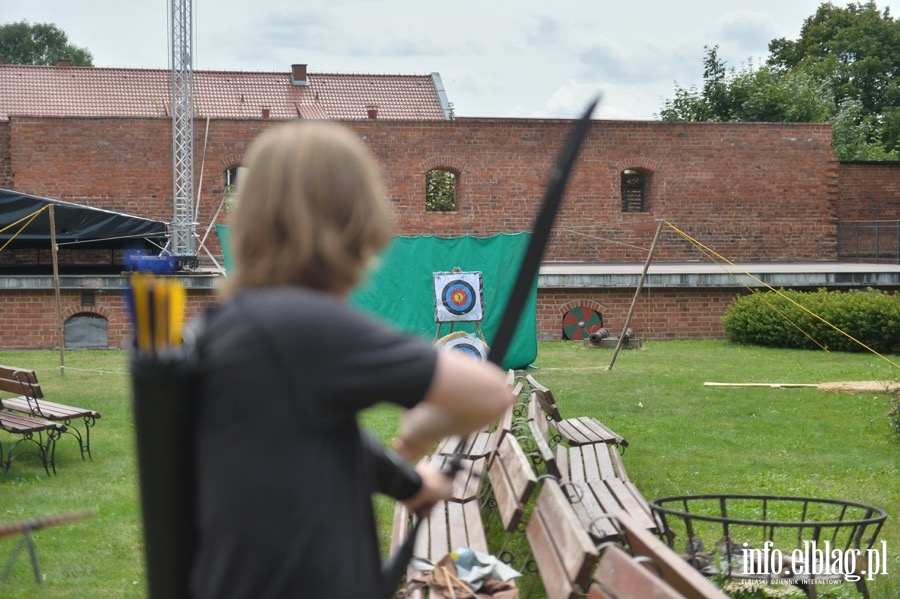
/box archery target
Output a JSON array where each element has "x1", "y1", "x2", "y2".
[
  {"x1": 434, "y1": 272, "x2": 484, "y2": 322},
  {"x1": 437, "y1": 333, "x2": 488, "y2": 362}
]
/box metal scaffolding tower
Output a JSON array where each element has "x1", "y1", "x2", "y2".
[{"x1": 170, "y1": 0, "x2": 197, "y2": 267}]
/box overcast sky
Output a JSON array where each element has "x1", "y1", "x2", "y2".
[{"x1": 5, "y1": 0, "x2": 898, "y2": 119}]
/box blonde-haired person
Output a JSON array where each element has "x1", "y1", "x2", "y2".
[{"x1": 191, "y1": 121, "x2": 513, "y2": 599}]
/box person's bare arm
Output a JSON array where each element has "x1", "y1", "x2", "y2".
[{"x1": 394, "y1": 351, "x2": 514, "y2": 461}]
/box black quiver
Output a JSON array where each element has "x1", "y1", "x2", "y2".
[{"x1": 128, "y1": 339, "x2": 199, "y2": 599}]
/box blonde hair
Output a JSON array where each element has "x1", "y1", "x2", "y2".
[{"x1": 224, "y1": 121, "x2": 392, "y2": 296}]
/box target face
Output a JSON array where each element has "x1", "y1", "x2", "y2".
[
  {"x1": 434, "y1": 272, "x2": 484, "y2": 322},
  {"x1": 439, "y1": 334, "x2": 488, "y2": 361},
  {"x1": 562, "y1": 306, "x2": 603, "y2": 340}
]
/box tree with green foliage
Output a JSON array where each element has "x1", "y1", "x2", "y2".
[
  {"x1": 425, "y1": 169, "x2": 457, "y2": 211},
  {"x1": 659, "y1": 2, "x2": 900, "y2": 161},
  {"x1": 0, "y1": 20, "x2": 93, "y2": 66}
]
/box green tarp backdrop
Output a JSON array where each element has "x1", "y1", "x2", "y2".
[{"x1": 216, "y1": 227, "x2": 537, "y2": 369}]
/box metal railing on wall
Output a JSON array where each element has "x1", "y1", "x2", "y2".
[{"x1": 837, "y1": 220, "x2": 900, "y2": 264}]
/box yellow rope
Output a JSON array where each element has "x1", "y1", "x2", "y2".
[
  {"x1": 662, "y1": 220, "x2": 900, "y2": 370},
  {"x1": 0, "y1": 205, "x2": 50, "y2": 253},
  {"x1": 673, "y1": 224, "x2": 829, "y2": 352}
]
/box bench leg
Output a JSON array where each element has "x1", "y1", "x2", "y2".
[
  {"x1": 82, "y1": 416, "x2": 96, "y2": 460},
  {"x1": 3, "y1": 433, "x2": 52, "y2": 477},
  {"x1": 0, "y1": 441, "x2": 7, "y2": 479}
]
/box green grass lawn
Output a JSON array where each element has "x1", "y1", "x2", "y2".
[{"x1": 0, "y1": 342, "x2": 897, "y2": 598}]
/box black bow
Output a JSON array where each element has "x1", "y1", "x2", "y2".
[{"x1": 382, "y1": 96, "x2": 599, "y2": 597}]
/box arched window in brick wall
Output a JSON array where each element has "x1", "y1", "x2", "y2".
[
  {"x1": 621, "y1": 169, "x2": 650, "y2": 212},
  {"x1": 65, "y1": 312, "x2": 108, "y2": 348},
  {"x1": 425, "y1": 168, "x2": 457, "y2": 212},
  {"x1": 224, "y1": 166, "x2": 243, "y2": 213}
]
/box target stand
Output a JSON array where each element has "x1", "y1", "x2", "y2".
[{"x1": 433, "y1": 269, "x2": 489, "y2": 360}]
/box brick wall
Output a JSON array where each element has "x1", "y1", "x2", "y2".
[
  {"x1": 0, "y1": 287, "x2": 215, "y2": 350},
  {"x1": 5, "y1": 116, "x2": 900, "y2": 347},
  {"x1": 837, "y1": 162, "x2": 900, "y2": 221},
  {"x1": 6, "y1": 116, "x2": 839, "y2": 264},
  {"x1": 537, "y1": 288, "x2": 744, "y2": 341},
  {"x1": 0, "y1": 121, "x2": 10, "y2": 188}
]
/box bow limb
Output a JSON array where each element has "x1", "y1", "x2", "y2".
[
  {"x1": 382, "y1": 96, "x2": 599, "y2": 598},
  {"x1": 488, "y1": 95, "x2": 599, "y2": 367}
]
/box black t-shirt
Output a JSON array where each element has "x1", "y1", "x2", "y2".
[{"x1": 190, "y1": 287, "x2": 438, "y2": 599}]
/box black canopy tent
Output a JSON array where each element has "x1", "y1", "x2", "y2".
[
  {"x1": 1, "y1": 189, "x2": 170, "y2": 372},
  {"x1": 0, "y1": 188, "x2": 168, "y2": 250}
]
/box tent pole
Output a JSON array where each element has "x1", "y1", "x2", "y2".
[
  {"x1": 48, "y1": 205, "x2": 65, "y2": 375},
  {"x1": 607, "y1": 219, "x2": 664, "y2": 371}
]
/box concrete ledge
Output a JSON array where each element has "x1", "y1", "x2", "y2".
[
  {"x1": 2, "y1": 263, "x2": 899, "y2": 292},
  {"x1": 538, "y1": 262, "x2": 900, "y2": 289},
  {"x1": 0, "y1": 272, "x2": 223, "y2": 290}
]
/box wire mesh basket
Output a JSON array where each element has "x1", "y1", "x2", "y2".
[{"x1": 650, "y1": 494, "x2": 887, "y2": 596}]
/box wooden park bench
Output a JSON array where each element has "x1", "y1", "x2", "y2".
[
  {"x1": 611, "y1": 511, "x2": 730, "y2": 599},
  {"x1": 0, "y1": 366, "x2": 101, "y2": 461},
  {"x1": 0, "y1": 396, "x2": 66, "y2": 477},
  {"x1": 390, "y1": 404, "x2": 525, "y2": 598},
  {"x1": 588, "y1": 543, "x2": 689, "y2": 599},
  {"x1": 527, "y1": 394, "x2": 626, "y2": 482},
  {"x1": 483, "y1": 433, "x2": 538, "y2": 565},
  {"x1": 526, "y1": 392, "x2": 661, "y2": 544},
  {"x1": 434, "y1": 370, "x2": 525, "y2": 464},
  {"x1": 525, "y1": 374, "x2": 627, "y2": 448},
  {"x1": 390, "y1": 455, "x2": 489, "y2": 598},
  {"x1": 524, "y1": 478, "x2": 599, "y2": 599},
  {"x1": 435, "y1": 400, "x2": 521, "y2": 467}
]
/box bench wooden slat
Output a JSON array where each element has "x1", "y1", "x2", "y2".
[
  {"x1": 594, "y1": 479, "x2": 658, "y2": 532},
  {"x1": 588, "y1": 443, "x2": 617, "y2": 480},
  {"x1": 537, "y1": 481, "x2": 599, "y2": 586},
  {"x1": 0, "y1": 410, "x2": 65, "y2": 435},
  {"x1": 413, "y1": 511, "x2": 430, "y2": 561},
  {"x1": 488, "y1": 434, "x2": 538, "y2": 532},
  {"x1": 1, "y1": 397, "x2": 100, "y2": 420},
  {"x1": 528, "y1": 399, "x2": 560, "y2": 475},
  {"x1": 608, "y1": 444, "x2": 628, "y2": 479},
  {"x1": 526, "y1": 480, "x2": 600, "y2": 599},
  {"x1": 555, "y1": 416, "x2": 626, "y2": 447},
  {"x1": 552, "y1": 444, "x2": 567, "y2": 481},
  {"x1": 555, "y1": 419, "x2": 594, "y2": 445},
  {"x1": 462, "y1": 499, "x2": 488, "y2": 553},
  {"x1": 446, "y1": 500, "x2": 469, "y2": 552},
  {"x1": 450, "y1": 459, "x2": 484, "y2": 502},
  {"x1": 390, "y1": 501, "x2": 409, "y2": 551},
  {"x1": 428, "y1": 501, "x2": 450, "y2": 563},
  {"x1": 525, "y1": 375, "x2": 564, "y2": 420},
  {"x1": 590, "y1": 544, "x2": 689, "y2": 599},
  {"x1": 576, "y1": 416, "x2": 628, "y2": 448},
  {"x1": 421, "y1": 455, "x2": 484, "y2": 502},
  {"x1": 525, "y1": 373, "x2": 628, "y2": 448},
  {"x1": 580, "y1": 443, "x2": 601, "y2": 481},
  {"x1": 0, "y1": 365, "x2": 100, "y2": 460},
  {"x1": 436, "y1": 430, "x2": 493, "y2": 460},
  {"x1": 527, "y1": 508, "x2": 581, "y2": 599},
  {"x1": 613, "y1": 511, "x2": 730, "y2": 599},
  {"x1": 0, "y1": 400, "x2": 65, "y2": 476},
  {"x1": 566, "y1": 445, "x2": 585, "y2": 481},
  {"x1": 562, "y1": 482, "x2": 620, "y2": 540}
]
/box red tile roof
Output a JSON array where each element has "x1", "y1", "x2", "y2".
[{"x1": 0, "y1": 64, "x2": 449, "y2": 121}]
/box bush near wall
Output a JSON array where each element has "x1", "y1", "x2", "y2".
[{"x1": 722, "y1": 288, "x2": 900, "y2": 353}]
